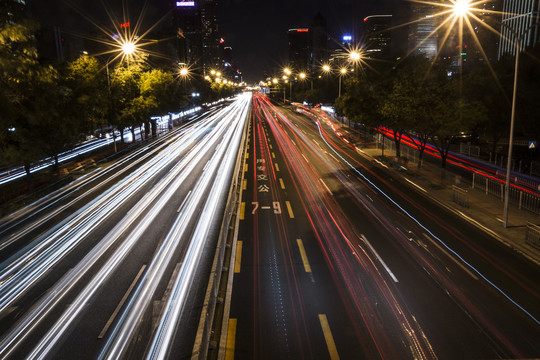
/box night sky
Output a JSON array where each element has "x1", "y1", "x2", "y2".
[
  {"x1": 219, "y1": 0, "x2": 402, "y2": 82},
  {"x1": 34, "y1": 0, "x2": 404, "y2": 83}
]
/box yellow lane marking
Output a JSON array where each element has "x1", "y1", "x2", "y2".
[
  {"x1": 296, "y1": 239, "x2": 311, "y2": 272},
  {"x1": 243, "y1": 179, "x2": 247, "y2": 190},
  {"x1": 269, "y1": 144, "x2": 273, "y2": 149},
  {"x1": 235, "y1": 241, "x2": 243, "y2": 273},
  {"x1": 246, "y1": 152, "x2": 249, "y2": 159},
  {"x1": 319, "y1": 314, "x2": 340, "y2": 360},
  {"x1": 279, "y1": 178, "x2": 285, "y2": 189},
  {"x1": 244, "y1": 163, "x2": 248, "y2": 172},
  {"x1": 240, "y1": 202, "x2": 245, "y2": 220},
  {"x1": 275, "y1": 163, "x2": 280, "y2": 172},
  {"x1": 225, "y1": 318, "x2": 237, "y2": 360},
  {"x1": 272, "y1": 152, "x2": 276, "y2": 159},
  {"x1": 286, "y1": 201, "x2": 294, "y2": 218}
]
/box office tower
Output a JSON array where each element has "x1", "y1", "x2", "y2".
[
  {"x1": 363, "y1": 15, "x2": 392, "y2": 59},
  {"x1": 408, "y1": 2, "x2": 438, "y2": 58},
  {"x1": 288, "y1": 28, "x2": 311, "y2": 71},
  {"x1": 499, "y1": 0, "x2": 540, "y2": 57}
]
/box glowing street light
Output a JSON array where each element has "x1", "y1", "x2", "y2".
[
  {"x1": 322, "y1": 64, "x2": 331, "y2": 72},
  {"x1": 284, "y1": 67, "x2": 292, "y2": 76},
  {"x1": 452, "y1": 0, "x2": 472, "y2": 17},
  {"x1": 349, "y1": 51, "x2": 361, "y2": 62},
  {"x1": 179, "y1": 67, "x2": 189, "y2": 77},
  {"x1": 122, "y1": 41, "x2": 136, "y2": 55}
]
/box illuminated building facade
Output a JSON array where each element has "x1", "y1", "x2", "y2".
[
  {"x1": 408, "y1": 3, "x2": 438, "y2": 58},
  {"x1": 363, "y1": 15, "x2": 392, "y2": 59},
  {"x1": 499, "y1": 0, "x2": 540, "y2": 57}
]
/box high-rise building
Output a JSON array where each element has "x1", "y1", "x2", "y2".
[
  {"x1": 408, "y1": 3, "x2": 438, "y2": 58},
  {"x1": 499, "y1": 0, "x2": 540, "y2": 58},
  {"x1": 172, "y1": 0, "x2": 222, "y2": 74},
  {"x1": 288, "y1": 28, "x2": 311, "y2": 71},
  {"x1": 201, "y1": 0, "x2": 220, "y2": 71},
  {"x1": 288, "y1": 14, "x2": 329, "y2": 74},
  {"x1": 173, "y1": 0, "x2": 203, "y2": 69},
  {"x1": 309, "y1": 13, "x2": 328, "y2": 73},
  {"x1": 363, "y1": 15, "x2": 392, "y2": 59}
]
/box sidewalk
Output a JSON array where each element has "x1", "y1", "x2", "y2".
[{"x1": 328, "y1": 118, "x2": 540, "y2": 267}]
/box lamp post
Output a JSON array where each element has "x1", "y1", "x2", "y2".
[
  {"x1": 501, "y1": 22, "x2": 539, "y2": 228},
  {"x1": 338, "y1": 68, "x2": 347, "y2": 97},
  {"x1": 284, "y1": 67, "x2": 292, "y2": 100}
]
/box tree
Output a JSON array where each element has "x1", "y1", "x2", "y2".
[
  {"x1": 110, "y1": 58, "x2": 148, "y2": 143},
  {"x1": 138, "y1": 69, "x2": 181, "y2": 136},
  {"x1": 65, "y1": 55, "x2": 109, "y2": 135},
  {"x1": 429, "y1": 79, "x2": 482, "y2": 169},
  {"x1": 463, "y1": 57, "x2": 512, "y2": 155},
  {"x1": 379, "y1": 55, "x2": 439, "y2": 159},
  {"x1": 0, "y1": 20, "x2": 57, "y2": 176}
]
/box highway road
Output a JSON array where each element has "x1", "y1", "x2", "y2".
[
  {"x1": 0, "y1": 93, "x2": 251, "y2": 359},
  {"x1": 225, "y1": 94, "x2": 540, "y2": 359}
]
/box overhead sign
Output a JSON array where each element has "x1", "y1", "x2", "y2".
[{"x1": 529, "y1": 141, "x2": 537, "y2": 150}]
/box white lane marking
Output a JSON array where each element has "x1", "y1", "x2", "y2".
[
  {"x1": 404, "y1": 178, "x2": 427, "y2": 193},
  {"x1": 178, "y1": 190, "x2": 192, "y2": 212},
  {"x1": 319, "y1": 178, "x2": 333, "y2": 196},
  {"x1": 361, "y1": 234, "x2": 398, "y2": 283}
]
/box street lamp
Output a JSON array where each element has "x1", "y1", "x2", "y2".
[
  {"x1": 122, "y1": 41, "x2": 135, "y2": 56},
  {"x1": 338, "y1": 67, "x2": 347, "y2": 97},
  {"x1": 283, "y1": 67, "x2": 292, "y2": 101},
  {"x1": 501, "y1": 22, "x2": 539, "y2": 228}
]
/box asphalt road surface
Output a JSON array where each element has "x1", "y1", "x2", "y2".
[
  {"x1": 226, "y1": 94, "x2": 540, "y2": 360},
  {"x1": 0, "y1": 94, "x2": 251, "y2": 359}
]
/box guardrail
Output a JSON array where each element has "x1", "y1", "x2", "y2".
[
  {"x1": 525, "y1": 222, "x2": 540, "y2": 249},
  {"x1": 452, "y1": 185, "x2": 470, "y2": 208},
  {"x1": 191, "y1": 103, "x2": 251, "y2": 360},
  {"x1": 472, "y1": 172, "x2": 540, "y2": 215}
]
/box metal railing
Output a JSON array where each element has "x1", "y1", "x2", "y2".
[
  {"x1": 473, "y1": 172, "x2": 540, "y2": 215},
  {"x1": 525, "y1": 222, "x2": 540, "y2": 249},
  {"x1": 452, "y1": 185, "x2": 470, "y2": 208}
]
